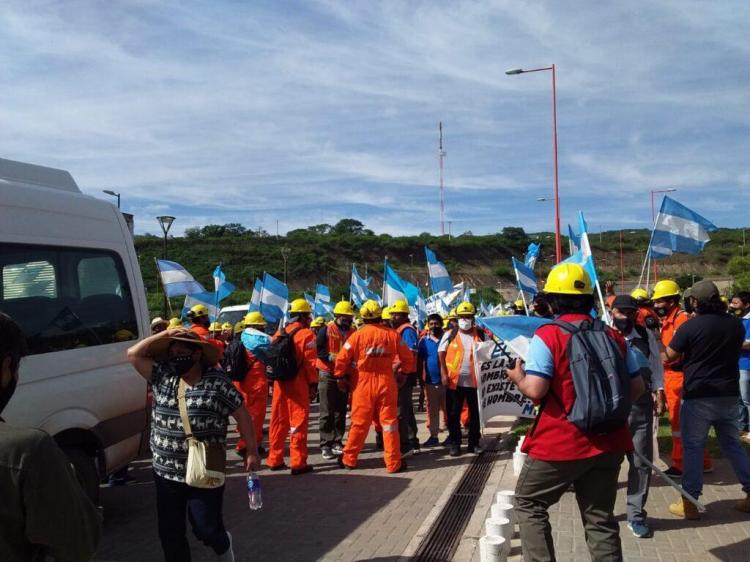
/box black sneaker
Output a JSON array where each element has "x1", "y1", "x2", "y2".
[
  {"x1": 291, "y1": 465, "x2": 314, "y2": 476},
  {"x1": 331, "y1": 443, "x2": 344, "y2": 455},
  {"x1": 467, "y1": 445, "x2": 484, "y2": 454},
  {"x1": 664, "y1": 466, "x2": 683, "y2": 479},
  {"x1": 321, "y1": 447, "x2": 335, "y2": 460},
  {"x1": 449, "y1": 445, "x2": 461, "y2": 457}
]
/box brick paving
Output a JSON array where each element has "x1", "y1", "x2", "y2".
[
  {"x1": 462, "y1": 448, "x2": 750, "y2": 562},
  {"x1": 95, "y1": 393, "x2": 478, "y2": 561}
]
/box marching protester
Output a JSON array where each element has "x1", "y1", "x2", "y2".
[
  {"x1": 663, "y1": 280, "x2": 750, "y2": 519},
  {"x1": 151, "y1": 316, "x2": 169, "y2": 334},
  {"x1": 316, "y1": 301, "x2": 355, "y2": 460},
  {"x1": 390, "y1": 299, "x2": 421, "y2": 455},
  {"x1": 266, "y1": 299, "x2": 318, "y2": 475},
  {"x1": 611, "y1": 295, "x2": 666, "y2": 538},
  {"x1": 417, "y1": 313, "x2": 446, "y2": 447},
  {"x1": 728, "y1": 292, "x2": 750, "y2": 442},
  {"x1": 127, "y1": 328, "x2": 260, "y2": 562},
  {"x1": 228, "y1": 312, "x2": 270, "y2": 458},
  {"x1": 530, "y1": 294, "x2": 553, "y2": 319},
  {"x1": 631, "y1": 288, "x2": 661, "y2": 332},
  {"x1": 0, "y1": 312, "x2": 102, "y2": 561},
  {"x1": 506, "y1": 263, "x2": 645, "y2": 562},
  {"x1": 334, "y1": 300, "x2": 414, "y2": 473},
  {"x1": 652, "y1": 279, "x2": 713, "y2": 477},
  {"x1": 310, "y1": 316, "x2": 326, "y2": 335},
  {"x1": 187, "y1": 304, "x2": 211, "y2": 338},
  {"x1": 439, "y1": 301, "x2": 484, "y2": 456}
]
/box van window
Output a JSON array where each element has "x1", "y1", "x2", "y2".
[{"x1": 0, "y1": 243, "x2": 139, "y2": 355}]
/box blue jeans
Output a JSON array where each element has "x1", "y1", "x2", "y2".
[
  {"x1": 681, "y1": 397, "x2": 750, "y2": 499},
  {"x1": 153, "y1": 472, "x2": 230, "y2": 562},
  {"x1": 739, "y1": 370, "x2": 750, "y2": 432}
]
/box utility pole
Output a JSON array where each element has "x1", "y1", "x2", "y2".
[
  {"x1": 447, "y1": 220, "x2": 453, "y2": 240},
  {"x1": 438, "y1": 122, "x2": 446, "y2": 236},
  {"x1": 280, "y1": 246, "x2": 291, "y2": 284}
]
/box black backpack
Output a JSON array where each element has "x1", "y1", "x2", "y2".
[
  {"x1": 552, "y1": 319, "x2": 632, "y2": 435},
  {"x1": 265, "y1": 326, "x2": 303, "y2": 382},
  {"x1": 223, "y1": 340, "x2": 249, "y2": 382}
]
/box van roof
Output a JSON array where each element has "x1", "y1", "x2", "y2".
[{"x1": 0, "y1": 158, "x2": 80, "y2": 193}]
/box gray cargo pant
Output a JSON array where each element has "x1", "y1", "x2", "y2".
[
  {"x1": 318, "y1": 371, "x2": 348, "y2": 448},
  {"x1": 626, "y1": 392, "x2": 654, "y2": 524}
]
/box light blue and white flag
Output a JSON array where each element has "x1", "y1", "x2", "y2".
[
  {"x1": 568, "y1": 224, "x2": 580, "y2": 256},
  {"x1": 383, "y1": 260, "x2": 409, "y2": 306},
  {"x1": 424, "y1": 246, "x2": 453, "y2": 294},
  {"x1": 479, "y1": 298, "x2": 492, "y2": 318},
  {"x1": 314, "y1": 284, "x2": 334, "y2": 318},
  {"x1": 259, "y1": 272, "x2": 288, "y2": 324},
  {"x1": 512, "y1": 257, "x2": 538, "y2": 296},
  {"x1": 182, "y1": 291, "x2": 220, "y2": 323},
  {"x1": 561, "y1": 211, "x2": 598, "y2": 286},
  {"x1": 212, "y1": 265, "x2": 236, "y2": 302},
  {"x1": 524, "y1": 243, "x2": 541, "y2": 270},
  {"x1": 157, "y1": 259, "x2": 206, "y2": 297},
  {"x1": 248, "y1": 278, "x2": 262, "y2": 312},
  {"x1": 477, "y1": 316, "x2": 552, "y2": 359},
  {"x1": 650, "y1": 196, "x2": 718, "y2": 259},
  {"x1": 304, "y1": 292, "x2": 315, "y2": 309},
  {"x1": 350, "y1": 265, "x2": 381, "y2": 307}
]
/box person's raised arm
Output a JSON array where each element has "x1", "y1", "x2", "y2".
[{"x1": 127, "y1": 328, "x2": 185, "y2": 382}]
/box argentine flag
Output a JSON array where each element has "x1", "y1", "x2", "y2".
[
  {"x1": 315, "y1": 284, "x2": 334, "y2": 317},
  {"x1": 424, "y1": 246, "x2": 453, "y2": 294},
  {"x1": 383, "y1": 260, "x2": 409, "y2": 306},
  {"x1": 512, "y1": 257, "x2": 538, "y2": 296},
  {"x1": 477, "y1": 316, "x2": 552, "y2": 359},
  {"x1": 561, "y1": 211, "x2": 599, "y2": 286},
  {"x1": 248, "y1": 278, "x2": 262, "y2": 312},
  {"x1": 568, "y1": 224, "x2": 580, "y2": 256},
  {"x1": 259, "y1": 272, "x2": 288, "y2": 324},
  {"x1": 182, "y1": 292, "x2": 220, "y2": 322},
  {"x1": 212, "y1": 265, "x2": 236, "y2": 302},
  {"x1": 650, "y1": 196, "x2": 717, "y2": 259},
  {"x1": 350, "y1": 265, "x2": 380, "y2": 307},
  {"x1": 157, "y1": 260, "x2": 206, "y2": 297},
  {"x1": 524, "y1": 243, "x2": 541, "y2": 270}
]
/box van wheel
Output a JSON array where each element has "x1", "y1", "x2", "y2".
[{"x1": 64, "y1": 447, "x2": 100, "y2": 505}]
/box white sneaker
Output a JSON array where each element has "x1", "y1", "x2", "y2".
[{"x1": 218, "y1": 531, "x2": 235, "y2": 562}]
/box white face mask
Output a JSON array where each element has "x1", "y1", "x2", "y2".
[{"x1": 458, "y1": 318, "x2": 473, "y2": 331}]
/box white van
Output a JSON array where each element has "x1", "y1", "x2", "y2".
[
  {"x1": 0, "y1": 158, "x2": 149, "y2": 502},
  {"x1": 217, "y1": 304, "x2": 249, "y2": 329}
]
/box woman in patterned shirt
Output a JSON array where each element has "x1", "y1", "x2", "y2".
[{"x1": 128, "y1": 329, "x2": 260, "y2": 562}]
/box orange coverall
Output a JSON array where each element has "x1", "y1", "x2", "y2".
[
  {"x1": 266, "y1": 322, "x2": 318, "y2": 470},
  {"x1": 661, "y1": 306, "x2": 712, "y2": 471},
  {"x1": 335, "y1": 322, "x2": 415, "y2": 472},
  {"x1": 233, "y1": 350, "x2": 268, "y2": 453}
]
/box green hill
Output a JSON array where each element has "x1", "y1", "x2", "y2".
[{"x1": 134, "y1": 219, "x2": 750, "y2": 318}]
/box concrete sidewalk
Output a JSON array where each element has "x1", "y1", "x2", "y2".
[{"x1": 463, "y1": 448, "x2": 750, "y2": 562}]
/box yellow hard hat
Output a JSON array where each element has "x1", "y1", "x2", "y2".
[
  {"x1": 360, "y1": 300, "x2": 382, "y2": 320},
  {"x1": 514, "y1": 299, "x2": 525, "y2": 309},
  {"x1": 221, "y1": 322, "x2": 233, "y2": 331},
  {"x1": 114, "y1": 329, "x2": 135, "y2": 342},
  {"x1": 289, "y1": 298, "x2": 313, "y2": 314},
  {"x1": 448, "y1": 307, "x2": 458, "y2": 320},
  {"x1": 390, "y1": 299, "x2": 410, "y2": 314},
  {"x1": 208, "y1": 321, "x2": 222, "y2": 331},
  {"x1": 720, "y1": 295, "x2": 729, "y2": 304},
  {"x1": 442, "y1": 318, "x2": 449, "y2": 329},
  {"x1": 381, "y1": 306, "x2": 392, "y2": 321},
  {"x1": 243, "y1": 311, "x2": 266, "y2": 326},
  {"x1": 311, "y1": 316, "x2": 326, "y2": 328},
  {"x1": 456, "y1": 301, "x2": 476, "y2": 316},
  {"x1": 189, "y1": 304, "x2": 209, "y2": 318},
  {"x1": 333, "y1": 300, "x2": 355, "y2": 316},
  {"x1": 168, "y1": 318, "x2": 182, "y2": 329},
  {"x1": 233, "y1": 321, "x2": 245, "y2": 334},
  {"x1": 630, "y1": 288, "x2": 649, "y2": 301},
  {"x1": 651, "y1": 279, "x2": 681, "y2": 301},
  {"x1": 544, "y1": 263, "x2": 592, "y2": 295}
]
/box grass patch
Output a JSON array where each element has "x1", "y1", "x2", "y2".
[
  {"x1": 507, "y1": 418, "x2": 534, "y2": 450},
  {"x1": 655, "y1": 414, "x2": 750, "y2": 459}
]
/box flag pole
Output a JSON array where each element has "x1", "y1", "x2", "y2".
[{"x1": 155, "y1": 258, "x2": 170, "y2": 318}]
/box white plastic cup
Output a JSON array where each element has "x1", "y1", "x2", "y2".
[
  {"x1": 479, "y1": 535, "x2": 506, "y2": 562},
  {"x1": 486, "y1": 516, "x2": 512, "y2": 545},
  {"x1": 491, "y1": 501, "x2": 514, "y2": 521},
  {"x1": 512, "y1": 451, "x2": 528, "y2": 476},
  {"x1": 496, "y1": 489, "x2": 515, "y2": 506}
]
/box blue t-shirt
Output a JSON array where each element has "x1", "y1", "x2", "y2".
[
  {"x1": 400, "y1": 325, "x2": 419, "y2": 353},
  {"x1": 739, "y1": 315, "x2": 750, "y2": 371},
  {"x1": 418, "y1": 335, "x2": 442, "y2": 385}
]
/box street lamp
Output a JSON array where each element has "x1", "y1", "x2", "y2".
[
  {"x1": 157, "y1": 216, "x2": 176, "y2": 317},
  {"x1": 103, "y1": 189, "x2": 121, "y2": 209},
  {"x1": 649, "y1": 188, "x2": 677, "y2": 281},
  {"x1": 507, "y1": 64, "x2": 561, "y2": 262}
]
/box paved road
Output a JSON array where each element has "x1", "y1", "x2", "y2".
[{"x1": 95, "y1": 396, "x2": 478, "y2": 562}]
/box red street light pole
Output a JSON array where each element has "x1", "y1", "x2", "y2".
[
  {"x1": 507, "y1": 64, "x2": 561, "y2": 262},
  {"x1": 649, "y1": 188, "x2": 677, "y2": 282}
]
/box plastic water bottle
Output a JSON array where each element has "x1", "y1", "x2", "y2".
[{"x1": 247, "y1": 472, "x2": 262, "y2": 510}]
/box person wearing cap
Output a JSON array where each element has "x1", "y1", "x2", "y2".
[
  {"x1": 631, "y1": 288, "x2": 660, "y2": 332},
  {"x1": 220, "y1": 322, "x2": 234, "y2": 343},
  {"x1": 506, "y1": 263, "x2": 645, "y2": 562},
  {"x1": 168, "y1": 317, "x2": 183, "y2": 329},
  {"x1": 187, "y1": 304, "x2": 212, "y2": 339},
  {"x1": 151, "y1": 317, "x2": 169, "y2": 334},
  {"x1": 513, "y1": 299, "x2": 527, "y2": 316},
  {"x1": 266, "y1": 298, "x2": 318, "y2": 475},
  {"x1": 310, "y1": 316, "x2": 326, "y2": 335},
  {"x1": 316, "y1": 301, "x2": 355, "y2": 460},
  {"x1": 438, "y1": 301, "x2": 485, "y2": 456},
  {"x1": 127, "y1": 328, "x2": 260, "y2": 562},
  {"x1": 611, "y1": 295, "x2": 666, "y2": 539},
  {"x1": 663, "y1": 280, "x2": 750, "y2": 519},
  {"x1": 728, "y1": 292, "x2": 750, "y2": 443},
  {"x1": 390, "y1": 299, "x2": 421, "y2": 456},
  {"x1": 652, "y1": 279, "x2": 713, "y2": 477}
]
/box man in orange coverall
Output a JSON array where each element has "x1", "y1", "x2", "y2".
[
  {"x1": 233, "y1": 311, "x2": 270, "y2": 457},
  {"x1": 334, "y1": 300, "x2": 414, "y2": 473},
  {"x1": 266, "y1": 299, "x2": 318, "y2": 475}
]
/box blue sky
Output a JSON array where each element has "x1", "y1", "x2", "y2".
[{"x1": 1, "y1": 1, "x2": 747, "y2": 236}]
